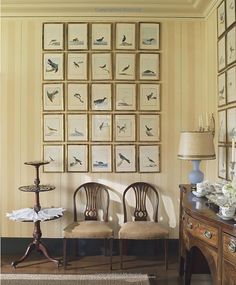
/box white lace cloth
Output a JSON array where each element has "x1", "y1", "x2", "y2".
[{"x1": 6, "y1": 207, "x2": 65, "y2": 222}]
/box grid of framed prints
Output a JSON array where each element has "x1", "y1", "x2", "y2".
[
  {"x1": 42, "y1": 22, "x2": 161, "y2": 173},
  {"x1": 217, "y1": 0, "x2": 236, "y2": 180}
]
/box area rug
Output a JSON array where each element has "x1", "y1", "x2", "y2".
[{"x1": 1, "y1": 273, "x2": 151, "y2": 285}]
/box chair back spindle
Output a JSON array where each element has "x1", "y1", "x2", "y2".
[
  {"x1": 123, "y1": 182, "x2": 159, "y2": 223},
  {"x1": 73, "y1": 182, "x2": 109, "y2": 222}
]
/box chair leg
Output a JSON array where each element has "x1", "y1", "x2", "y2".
[
  {"x1": 104, "y1": 238, "x2": 108, "y2": 256},
  {"x1": 109, "y1": 238, "x2": 113, "y2": 271},
  {"x1": 119, "y1": 239, "x2": 123, "y2": 269},
  {"x1": 164, "y1": 239, "x2": 168, "y2": 271},
  {"x1": 63, "y1": 238, "x2": 67, "y2": 269}
]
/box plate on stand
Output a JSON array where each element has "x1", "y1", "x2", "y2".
[{"x1": 216, "y1": 213, "x2": 234, "y2": 221}]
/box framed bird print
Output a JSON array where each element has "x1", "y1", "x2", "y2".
[
  {"x1": 218, "y1": 145, "x2": 227, "y2": 179},
  {"x1": 91, "y1": 23, "x2": 112, "y2": 50},
  {"x1": 139, "y1": 22, "x2": 160, "y2": 50},
  {"x1": 218, "y1": 72, "x2": 226, "y2": 106},
  {"x1": 139, "y1": 83, "x2": 160, "y2": 111},
  {"x1": 114, "y1": 114, "x2": 136, "y2": 142},
  {"x1": 227, "y1": 65, "x2": 236, "y2": 104},
  {"x1": 217, "y1": 1, "x2": 226, "y2": 37},
  {"x1": 67, "y1": 144, "x2": 88, "y2": 172},
  {"x1": 43, "y1": 23, "x2": 64, "y2": 50},
  {"x1": 91, "y1": 114, "x2": 112, "y2": 141},
  {"x1": 218, "y1": 109, "x2": 226, "y2": 143},
  {"x1": 227, "y1": 107, "x2": 236, "y2": 142},
  {"x1": 43, "y1": 145, "x2": 64, "y2": 173},
  {"x1": 91, "y1": 145, "x2": 112, "y2": 172},
  {"x1": 227, "y1": 145, "x2": 236, "y2": 180},
  {"x1": 115, "y1": 84, "x2": 136, "y2": 111},
  {"x1": 91, "y1": 84, "x2": 112, "y2": 111},
  {"x1": 226, "y1": 0, "x2": 236, "y2": 29},
  {"x1": 226, "y1": 25, "x2": 236, "y2": 66},
  {"x1": 43, "y1": 114, "x2": 64, "y2": 142},
  {"x1": 115, "y1": 53, "x2": 136, "y2": 80},
  {"x1": 43, "y1": 53, "x2": 64, "y2": 81},
  {"x1": 67, "y1": 114, "x2": 88, "y2": 141},
  {"x1": 218, "y1": 36, "x2": 226, "y2": 72},
  {"x1": 67, "y1": 83, "x2": 88, "y2": 111},
  {"x1": 139, "y1": 53, "x2": 160, "y2": 80},
  {"x1": 67, "y1": 53, "x2": 88, "y2": 80},
  {"x1": 91, "y1": 53, "x2": 112, "y2": 80},
  {"x1": 115, "y1": 144, "x2": 136, "y2": 172},
  {"x1": 139, "y1": 145, "x2": 160, "y2": 173},
  {"x1": 43, "y1": 83, "x2": 64, "y2": 111},
  {"x1": 139, "y1": 114, "x2": 160, "y2": 142},
  {"x1": 115, "y1": 23, "x2": 136, "y2": 50},
  {"x1": 67, "y1": 23, "x2": 88, "y2": 50}
]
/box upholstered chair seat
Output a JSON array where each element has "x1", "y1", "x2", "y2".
[
  {"x1": 119, "y1": 221, "x2": 169, "y2": 240},
  {"x1": 63, "y1": 221, "x2": 113, "y2": 239}
]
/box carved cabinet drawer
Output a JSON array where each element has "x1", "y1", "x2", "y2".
[
  {"x1": 223, "y1": 233, "x2": 236, "y2": 265},
  {"x1": 183, "y1": 213, "x2": 218, "y2": 248}
]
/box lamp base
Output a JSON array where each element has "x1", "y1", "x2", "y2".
[{"x1": 189, "y1": 160, "x2": 204, "y2": 184}]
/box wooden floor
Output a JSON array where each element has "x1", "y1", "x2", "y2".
[{"x1": 1, "y1": 254, "x2": 212, "y2": 285}]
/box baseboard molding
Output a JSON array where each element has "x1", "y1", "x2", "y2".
[{"x1": 1, "y1": 237, "x2": 179, "y2": 257}]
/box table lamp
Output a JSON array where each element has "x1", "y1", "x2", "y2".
[{"x1": 178, "y1": 131, "x2": 216, "y2": 184}]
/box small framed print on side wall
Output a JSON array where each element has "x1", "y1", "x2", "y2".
[
  {"x1": 218, "y1": 72, "x2": 226, "y2": 106},
  {"x1": 217, "y1": 1, "x2": 226, "y2": 38},
  {"x1": 139, "y1": 144, "x2": 160, "y2": 173},
  {"x1": 218, "y1": 109, "x2": 227, "y2": 143},
  {"x1": 218, "y1": 145, "x2": 227, "y2": 179},
  {"x1": 227, "y1": 107, "x2": 236, "y2": 142},
  {"x1": 218, "y1": 37, "x2": 226, "y2": 72},
  {"x1": 43, "y1": 144, "x2": 64, "y2": 173},
  {"x1": 227, "y1": 65, "x2": 236, "y2": 104},
  {"x1": 226, "y1": 0, "x2": 236, "y2": 29}
]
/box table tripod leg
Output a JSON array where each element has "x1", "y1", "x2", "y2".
[
  {"x1": 38, "y1": 242, "x2": 61, "y2": 267},
  {"x1": 11, "y1": 242, "x2": 35, "y2": 268}
]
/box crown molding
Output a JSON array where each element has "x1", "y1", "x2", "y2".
[{"x1": 1, "y1": 0, "x2": 217, "y2": 18}]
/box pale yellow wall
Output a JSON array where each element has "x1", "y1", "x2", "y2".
[{"x1": 0, "y1": 15, "x2": 217, "y2": 239}]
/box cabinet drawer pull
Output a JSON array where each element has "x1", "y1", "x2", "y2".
[
  {"x1": 228, "y1": 241, "x2": 236, "y2": 253},
  {"x1": 204, "y1": 230, "x2": 212, "y2": 239},
  {"x1": 187, "y1": 223, "x2": 193, "y2": 229}
]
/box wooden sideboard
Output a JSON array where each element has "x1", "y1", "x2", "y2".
[{"x1": 179, "y1": 184, "x2": 236, "y2": 285}]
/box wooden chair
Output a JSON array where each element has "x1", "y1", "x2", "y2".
[
  {"x1": 63, "y1": 182, "x2": 113, "y2": 269},
  {"x1": 118, "y1": 182, "x2": 169, "y2": 270}
]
